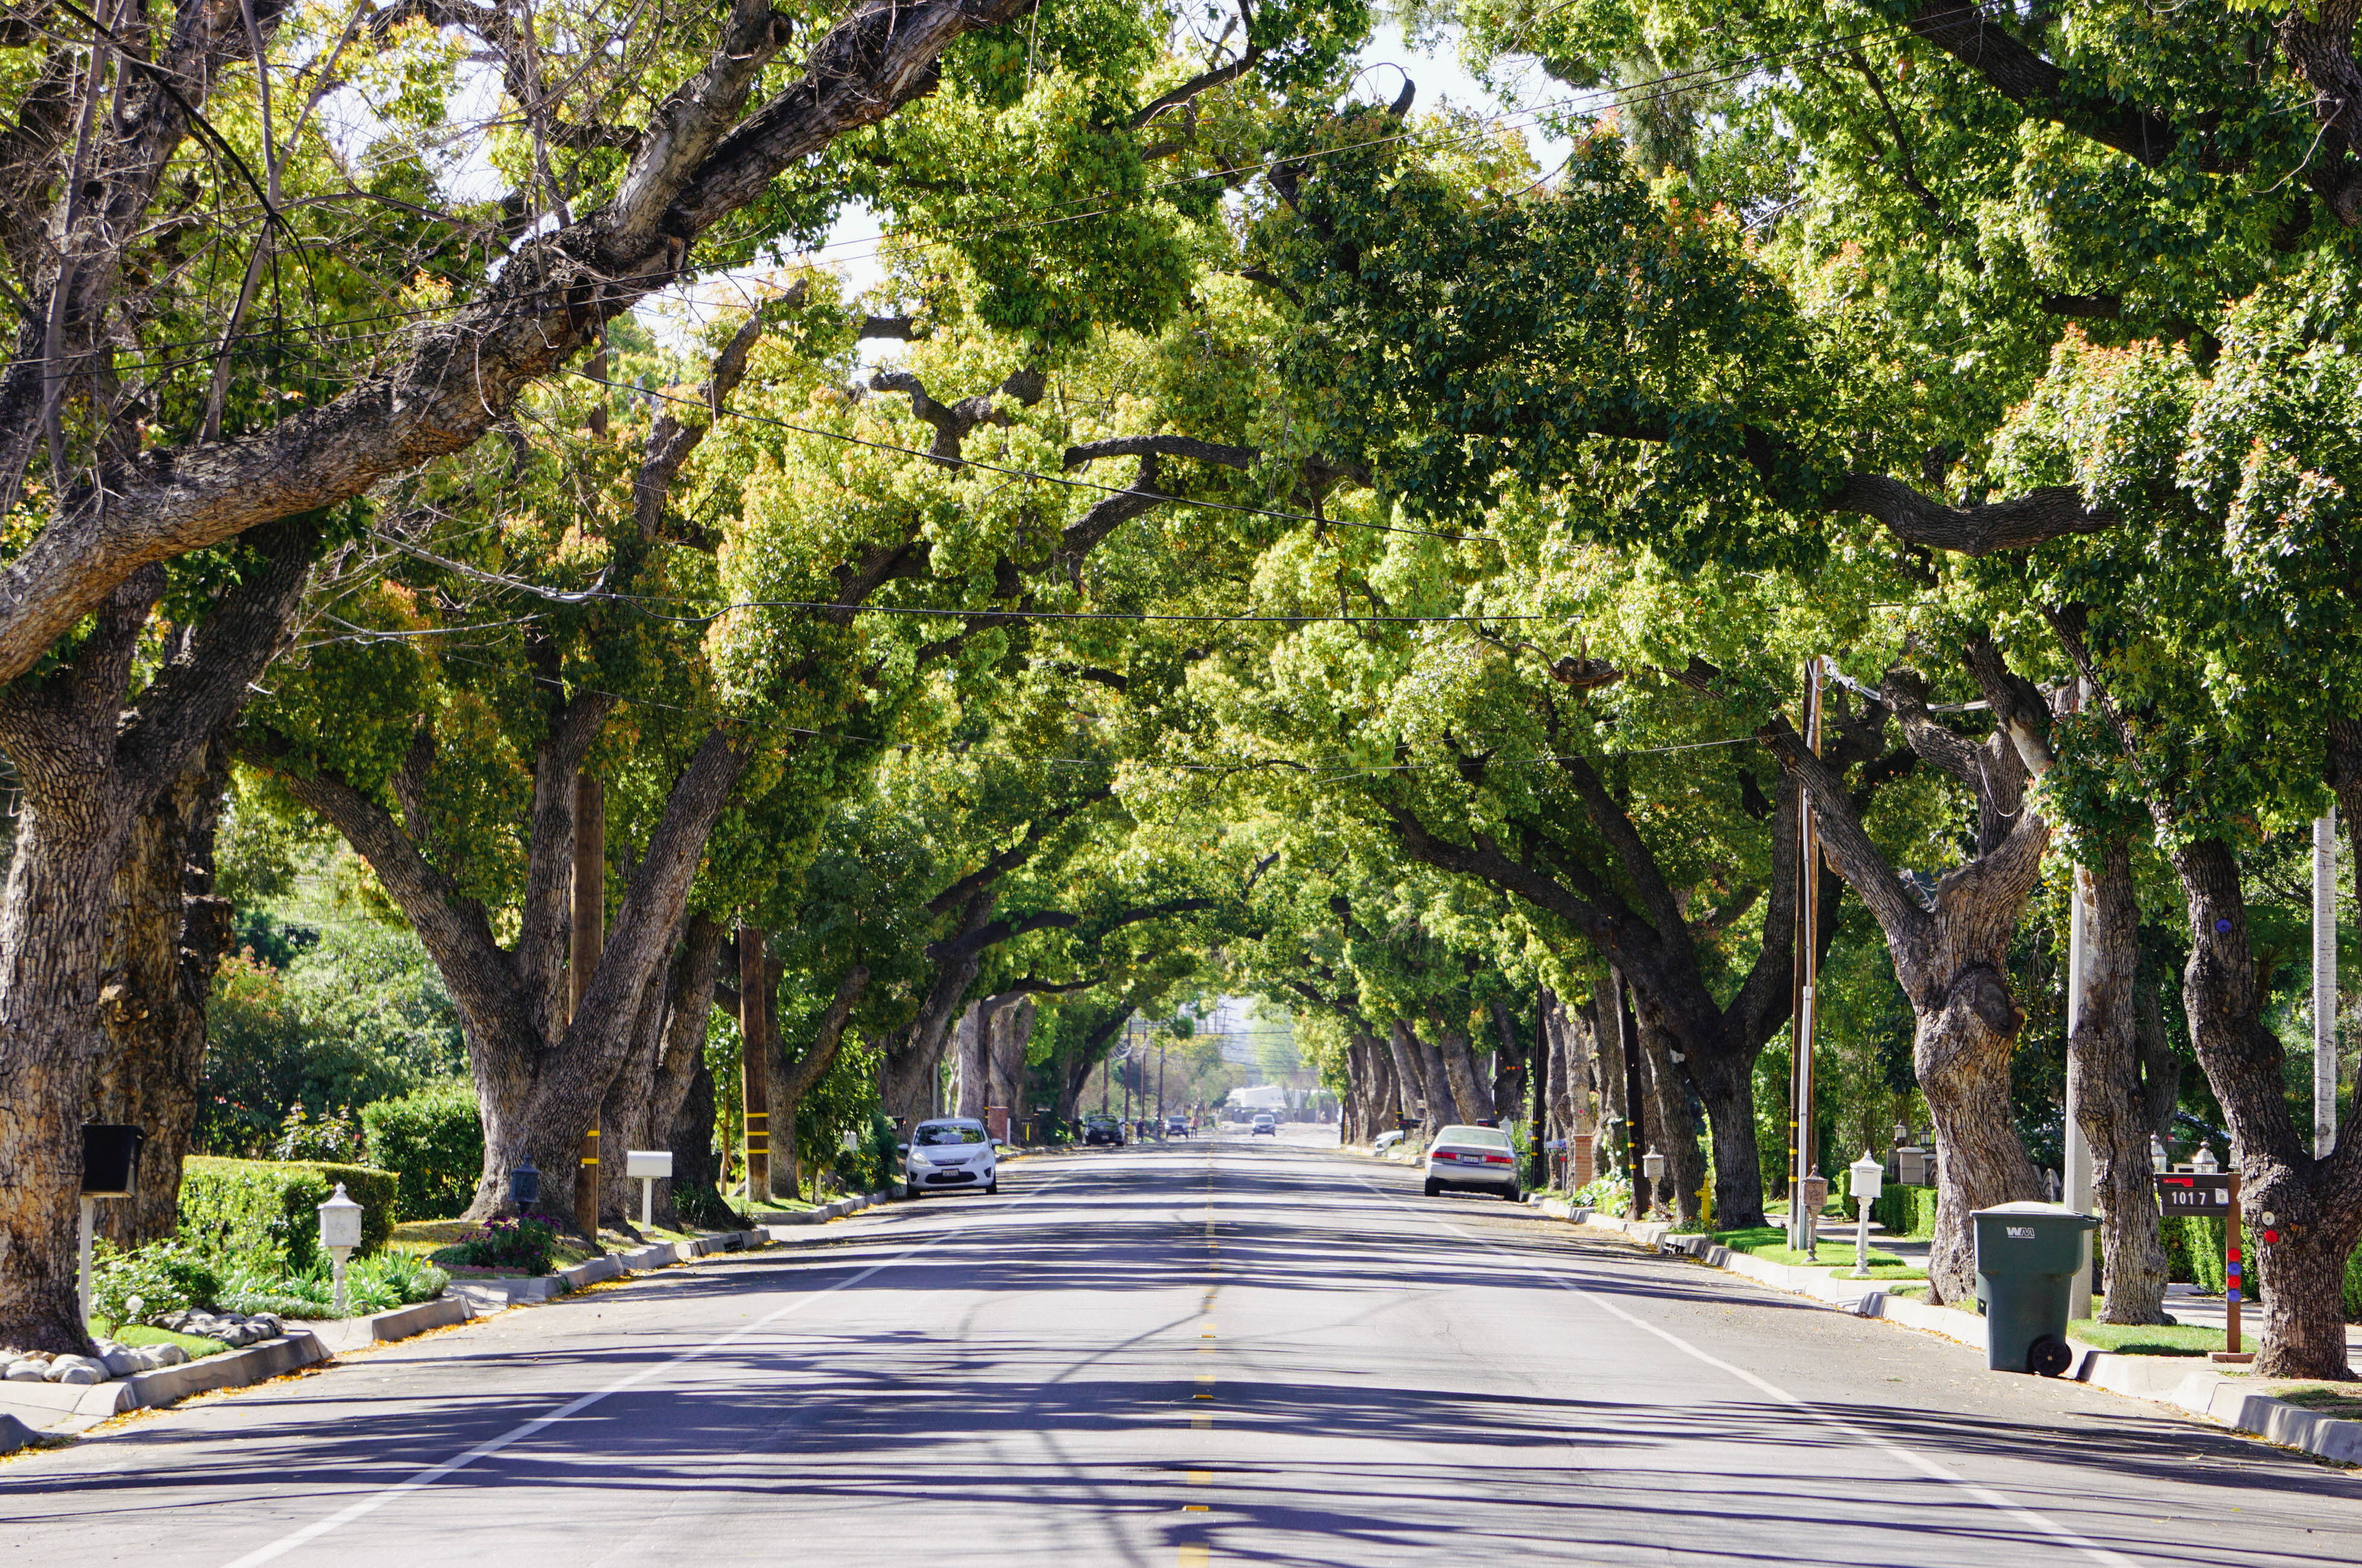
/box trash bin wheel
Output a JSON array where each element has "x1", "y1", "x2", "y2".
[{"x1": 2028, "y1": 1335, "x2": 2073, "y2": 1378}]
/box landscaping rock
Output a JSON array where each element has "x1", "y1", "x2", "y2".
[
  {"x1": 96, "y1": 1346, "x2": 139, "y2": 1378},
  {"x1": 3, "y1": 1361, "x2": 45, "y2": 1382},
  {"x1": 52, "y1": 1364, "x2": 99, "y2": 1386}
]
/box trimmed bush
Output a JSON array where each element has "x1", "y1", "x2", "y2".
[
  {"x1": 90, "y1": 1239, "x2": 220, "y2": 1326},
  {"x1": 1871, "y1": 1184, "x2": 1938, "y2": 1240},
  {"x1": 361, "y1": 1083, "x2": 483, "y2": 1220},
  {"x1": 179, "y1": 1156, "x2": 398, "y2": 1270}
]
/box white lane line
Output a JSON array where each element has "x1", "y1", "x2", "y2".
[
  {"x1": 220, "y1": 1176, "x2": 1068, "y2": 1568},
  {"x1": 1355, "y1": 1174, "x2": 2141, "y2": 1568}
]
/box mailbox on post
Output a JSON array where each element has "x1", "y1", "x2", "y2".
[
  {"x1": 625, "y1": 1149, "x2": 672, "y2": 1230},
  {"x1": 317, "y1": 1182, "x2": 363, "y2": 1315},
  {"x1": 78, "y1": 1124, "x2": 145, "y2": 1326}
]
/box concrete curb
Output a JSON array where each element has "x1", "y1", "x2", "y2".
[
  {"x1": 290, "y1": 1297, "x2": 475, "y2": 1355},
  {"x1": 442, "y1": 1225, "x2": 772, "y2": 1311},
  {"x1": 1578, "y1": 1212, "x2": 2362, "y2": 1466}
]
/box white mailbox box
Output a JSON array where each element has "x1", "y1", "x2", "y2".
[
  {"x1": 317, "y1": 1182, "x2": 363, "y2": 1315},
  {"x1": 625, "y1": 1150, "x2": 673, "y2": 1228}
]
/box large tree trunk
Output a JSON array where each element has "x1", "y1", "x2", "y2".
[
  {"x1": 1590, "y1": 987, "x2": 1627, "y2": 1182},
  {"x1": 646, "y1": 914, "x2": 725, "y2": 1229},
  {"x1": 0, "y1": 523, "x2": 310, "y2": 1352},
  {"x1": 91, "y1": 735, "x2": 237, "y2": 1245},
  {"x1": 1633, "y1": 1009, "x2": 1706, "y2": 1224},
  {"x1": 2072, "y1": 841, "x2": 2168, "y2": 1324},
  {"x1": 666, "y1": 1053, "x2": 727, "y2": 1227},
  {"x1": 1771, "y1": 647, "x2": 2057, "y2": 1301},
  {"x1": 2170, "y1": 834, "x2": 2360, "y2": 1378},
  {"x1": 1383, "y1": 1019, "x2": 1426, "y2": 1128},
  {"x1": 953, "y1": 1002, "x2": 987, "y2": 1120},
  {"x1": 986, "y1": 996, "x2": 1033, "y2": 1122},
  {"x1": 1488, "y1": 997, "x2": 1524, "y2": 1125},
  {"x1": 1434, "y1": 1023, "x2": 1493, "y2": 1124}
]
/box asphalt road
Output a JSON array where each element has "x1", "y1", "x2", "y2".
[{"x1": 3, "y1": 1126, "x2": 2357, "y2": 1566}]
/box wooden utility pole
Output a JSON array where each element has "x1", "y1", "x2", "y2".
[
  {"x1": 1788, "y1": 658, "x2": 1823, "y2": 1250},
  {"x1": 572, "y1": 771, "x2": 604, "y2": 1240},
  {"x1": 739, "y1": 925, "x2": 770, "y2": 1204},
  {"x1": 1614, "y1": 968, "x2": 1648, "y2": 1223}
]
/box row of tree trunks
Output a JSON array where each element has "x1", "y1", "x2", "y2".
[{"x1": 1431, "y1": 1021, "x2": 1494, "y2": 1125}]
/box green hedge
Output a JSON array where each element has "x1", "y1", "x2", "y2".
[
  {"x1": 1872, "y1": 1185, "x2": 1938, "y2": 1239},
  {"x1": 360, "y1": 1083, "x2": 483, "y2": 1220},
  {"x1": 180, "y1": 1157, "x2": 397, "y2": 1270},
  {"x1": 2160, "y1": 1219, "x2": 2362, "y2": 1321}
]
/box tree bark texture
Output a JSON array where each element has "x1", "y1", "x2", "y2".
[
  {"x1": 1634, "y1": 1009, "x2": 1705, "y2": 1223},
  {"x1": 1384, "y1": 1019, "x2": 1427, "y2": 1128},
  {"x1": 644, "y1": 912, "x2": 725, "y2": 1228},
  {"x1": 1590, "y1": 988, "x2": 1627, "y2": 1183},
  {"x1": 571, "y1": 771, "x2": 605, "y2": 1233},
  {"x1": 2071, "y1": 843, "x2": 2169, "y2": 1325},
  {"x1": 1433, "y1": 1022, "x2": 1493, "y2": 1125},
  {"x1": 0, "y1": 520, "x2": 311, "y2": 1352},
  {"x1": 1488, "y1": 997, "x2": 1523, "y2": 1126},
  {"x1": 91, "y1": 734, "x2": 237, "y2": 1245}
]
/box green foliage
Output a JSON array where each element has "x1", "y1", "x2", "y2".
[
  {"x1": 1871, "y1": 1185, "x2": 1940, "y2": 1241},
  {"x1": 215, "y1": 1251, "x2": 451, "y2": 1318},
  {"x1": 89, "y1": 1241, "x2": 221, "y2": 1326},
  {"x1": 178, "y1": 1157, "x2": 399, "y2": 1272},
  {"x1": 434, "y1": 1215, "x2": 560, "y2": 1276},
  {"x1": 360, "y1": 1085, "x2": 485, "y2": 1221}
]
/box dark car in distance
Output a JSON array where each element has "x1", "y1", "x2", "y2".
[{"x1": 1083, "y1": 1115, "x2": 1125, "y2": 1146}]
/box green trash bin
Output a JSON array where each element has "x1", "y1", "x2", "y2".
[{"x1": 1971, "y1": 1201, "x2": 2099, "y2": 1377}]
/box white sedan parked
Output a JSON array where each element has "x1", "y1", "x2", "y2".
[
  {"x1": 1423, "y1": 1125, "x2": 1523, "y2": 1200},
  {"x1": 904, "y1": 1118, "x2": 999, "y2": 1196}
]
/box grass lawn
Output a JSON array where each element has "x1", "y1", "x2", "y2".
[
  {"x1": 2068, "y1": 1318, "x2": 2227, "y2": 1356},
  {"x1": 87, "y1": 1318, "x2": 231, "y2": 1359},
  {"x1": 2274, "y1": 1385, "x2": 2362, "y2": 1418},
  {"x1": 1702, "y1": 1226, "x2": 1922, "y2": 1277}
]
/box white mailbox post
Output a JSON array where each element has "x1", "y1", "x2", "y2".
[
  {"x1": 625, "y1": 1150, "x2": 673, "y2": 1230},
  {"x1": 1847, "y1": 1150, "x2": 1885, "y2": 1278},
  {"x1": 317, "y1": 1182, "x2": 363, "y2": 1315}
]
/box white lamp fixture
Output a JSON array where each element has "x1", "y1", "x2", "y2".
[
  {"x1": 1847, "y1": 1150, "x2": 1885, "y2": 1278},
  {"x1": 624, "y1": 1149, "x2": 673, "y2": 1230},
  {"x1": 2191, "y1": 1145, "x2": 2219, "y2": 1175},
  {"x1": 316, "y1": 1183, "x2": 363, "y2": 1316}
]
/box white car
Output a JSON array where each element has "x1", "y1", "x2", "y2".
[
  {"x1": 1250, "y1": 1113, "x2": 1277, "y2": 1136},
  {"x1": 904, "y1": 1118, "x2": 998, "y2": 1196},
  {"x1": 1423, "y1": 1124, "x2": 1522, "y2": 1200}
]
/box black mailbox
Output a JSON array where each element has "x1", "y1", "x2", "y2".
[
  {"x1": 81, "y1": 1124, "x2": 145, "y2": 1196},
  {"x1": 510, "y1": 1159, "x2": 541, "y2": 1207}
]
